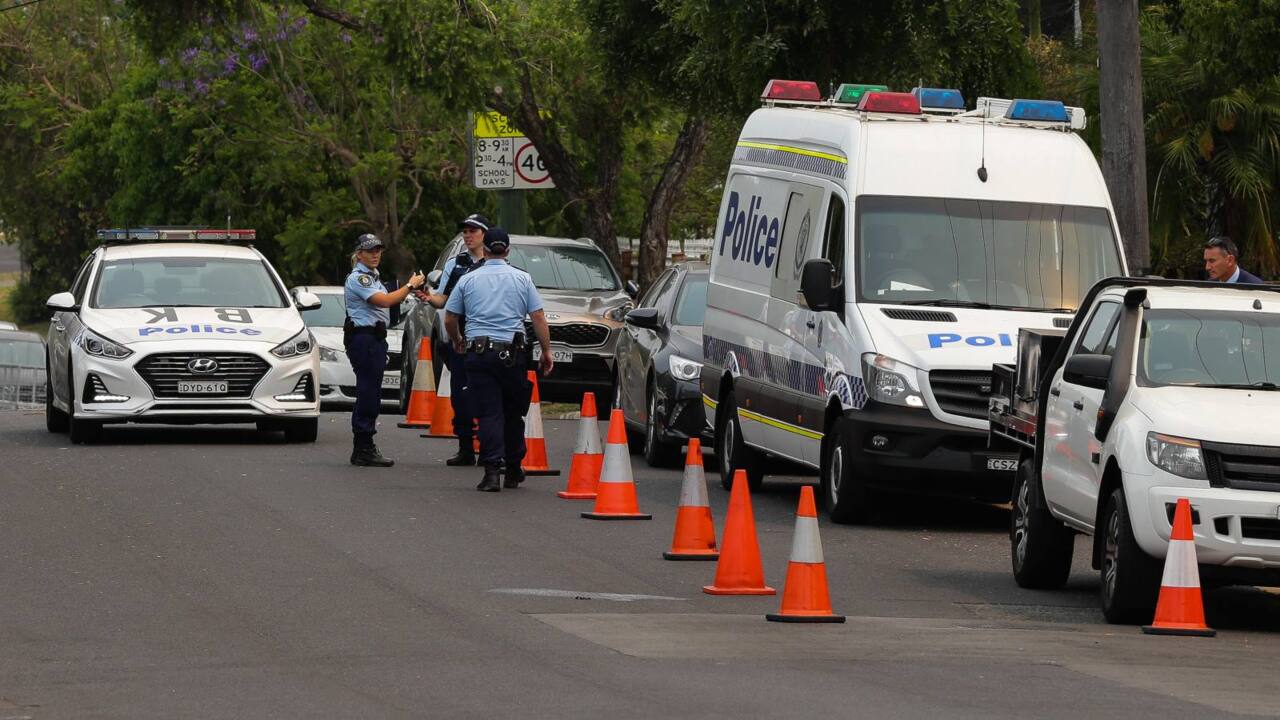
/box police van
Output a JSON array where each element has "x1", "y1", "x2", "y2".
[
  {"x1": 702, "y1": 81, "x2": 1128, "y2": 522},
  {"x1": 44, "y1": 228, "x2": 323, "y2": 443}
]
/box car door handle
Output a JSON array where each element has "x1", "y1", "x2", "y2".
[
  {"x1": 1072, "y1": 400, "x2": 1084, "y2": 411},
  {"x1": 1049, "y1": 387, "x2": 1061, "y2": 397}
]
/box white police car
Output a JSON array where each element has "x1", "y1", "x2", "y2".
[{"x1": 44, "y1": 228, "x2": 322, "y2": 443}]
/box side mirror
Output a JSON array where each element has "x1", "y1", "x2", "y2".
[
  {"x1": 294, "y1": 290, "x2": 323, "y2": 311},
  {"x1": 46, "y1": 291, "x2": 78, "y2": 311},
  {"x1": 427, "y1": 269, "x2": 443, "y2": 289},
  {"x1": 625, "y1": 280, "x2": 640, "y2": 299},
  {"x1": 800, "y1": 259, "x2": 839, "y2": 311},
  {"x1": 624, "y1": 306, "x2": 660, "y2": 330},
  {"x1": 1063, "y1": 353, "x2": 1112, "y2": 390}
]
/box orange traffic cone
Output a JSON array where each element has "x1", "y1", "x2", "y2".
[
  {"x1": 558, "y1": 393, "x2": 603, "y2": 500},
  {"x1": 704, "y1": 469, "x2": 775, "y2": 595},
  {"x1": 767, "y1": 486, "x2": 844, "y2": 622},
  {"x1": 1142, "y1": 498, "x2": 1215, "y2": 637},
  {"x1": 663, "y1": 439, "x2": 718, "y2": 561},
  {"x1": 420, "y1": 362, "x2": 457, "y2": 439},
  {"x1": 581, "y1": 409, "x2": 652, "y2": 520},
  {"x1": 521, "y1": 371, "x2": 559, "y2": 476},
  {"x1": 397, "y1": 339, "x2": 435, "y2": 428}
]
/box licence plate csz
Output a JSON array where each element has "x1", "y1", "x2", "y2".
[
  {"x1": 986, "y1": 457, "x2": 1019, "y2": 472},
  {"x1": 178, "y1": 380, "x2": 228, "y2": 394}
]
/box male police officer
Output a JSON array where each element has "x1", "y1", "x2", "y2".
[
  {"x1": 443, "y1": 227, "x2": 554, "y2": 491},
  {"x1": 422, "y1": 213, "x2": 489, "y2": 465},
  {"x1": 345, "y1": 234, "x2": 425, "y2": 466},
  {"x1": 1204, "y1": 236, "x2": 1265, "y2": 283}
]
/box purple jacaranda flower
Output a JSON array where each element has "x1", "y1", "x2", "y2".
[
  {"x1": 158, "y1": 57, "x2": 168, "y2": 66},
  {"x1": 181, "y1": 47, "x2": 199, "y2": 64},
  {"x1": 293, "y1": 17, "x2": 308, "y2": 30},
  {"x1": 193, "y1": 78, "x2": 209, "y2": 94},
  {"x1": 242, "y1": 26, "x2": 258, "y2": 43},
  {"x1": 223, "y1": 54, "x2": 239, "y2": 74},
  {"x1": 340, "y1": 32, "x2": 352, "y2": 44},
  {"x1": 249, "y1": 53, "x2": 267, "y2": 72}
]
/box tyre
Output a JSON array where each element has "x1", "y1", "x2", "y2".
[
  {"x1": 713, "y1": 389, "x2": 763, "y2": 491},
  {"x1": 66, "y1": 363, "x2": 101, "y2": 444},
  {"x1": 1099, "y1": 487, "x2": 1162, "y2": 624},
  {"x1": 642, "y1": 380, "x2": 681, "y2": 468},
  {"x1": 284, "y1": 417, "x2": 319, "y2": 443},
  {"x1": 398, "y1": 337, "x2": 412, "y2": 415},
  {"x1": 45, "y1": 353, "x2": 68, "y2": 433},
  {"x1": 1010, "y1": 458, "x2": 1075, "y2": 589},
  {"x1": 820, "y1": 415, "x2": 870, "y2": 524}
]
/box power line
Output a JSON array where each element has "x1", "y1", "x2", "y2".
[{"x1": 0, "y1": 0, "x2": 47, "y2": 12}]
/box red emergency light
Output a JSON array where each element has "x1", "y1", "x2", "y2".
[
  {"x1": 761, "y1": 79, "x2": 823, "y2": 103},
  {"x1": 857, "y1": 91, "x2": 922, "y2": 115}
]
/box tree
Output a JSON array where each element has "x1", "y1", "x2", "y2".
[{"x1": 1098, "y1": 0, "x2": 1151, "y2": 274}]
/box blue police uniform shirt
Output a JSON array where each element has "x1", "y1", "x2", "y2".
[
  {"x1": 344, "y1": 262, "x2": 389, "y2": 327},
  {"x1": 444, "y1": 259, "x2": 543, "y2": 342},
  {"x1": 441, "y1": 251, "x2": 483, "y2": 296}
]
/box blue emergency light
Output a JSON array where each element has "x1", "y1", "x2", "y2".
[
  {"x1": 1005, "y1": 99, "x2": 1069, "y2": 123},
  {"x1": 912, "y1": 87, "x2": 965, "y2": 111}
]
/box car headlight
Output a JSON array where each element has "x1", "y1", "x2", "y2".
[
  {"x1": 78, "y1": 328, "x2": 133, "y2": 360},
  {"x1": 669, "y1": 354, "x2": 702, "y2": 381},
  {"x1": 272, "y1": 329, "x2": 315, "y2": 359},
  {"x1": 861, "y1": 353, "x2": 925, "y2": 408},
  {"x1": 1146, "y1": 432, "x2": 1207, "y2": 480},
  {"x1": 605, "y1": 302, "x2": 633, "y2": 322},
  {"x1": 319, "y1": 345, "x2": 345, "y2": 363}
]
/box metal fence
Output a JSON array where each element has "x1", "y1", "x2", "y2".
[{"x1": 0, "y1": 364, "x2": 45, "y2": 410}]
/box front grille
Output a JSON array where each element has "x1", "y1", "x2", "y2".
[
  {"x1": 524, "y1": 322, "x2": 610, "y2": 347},
  {"x1": 881, "y1": 308, "x2": 957, "y2": 322},
  {"x1": 1202, "y1": 441, "x2": 1280, "y2": 492},
  {"x1": 1241, "y1": 517, "x2": 1280, "y2": 541},
  {"x1": 386, "y1": 350, "x2": 403, "y2": 371},
  {"x1": 929, "y1": 369, "x2": 994, "y2": 420},
  {"x1": 135, "y1": 353, "x2": 270, "y2": 398}
]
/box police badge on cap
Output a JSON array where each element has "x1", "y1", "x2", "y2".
[
  {"x1": 458, "y1": 214, "x2": 491, "y2": 231},
  {"x1": 354, "y1": 233, "x2": 385, "y2": 252}
]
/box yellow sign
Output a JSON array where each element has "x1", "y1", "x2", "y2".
[{"x1": 473, "y1": 111, "x2": 524, "y2": 139}]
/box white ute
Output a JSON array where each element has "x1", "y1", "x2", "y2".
[
  {"x1": 991, "y1": 278, "x2": 1280, "y2": 623},
  {"x1": 701, "y1": 80, "x2": 1127, "y2": 523},
  {"x1": 45, "y1": 228, "x2": 322, "y2": 443}
]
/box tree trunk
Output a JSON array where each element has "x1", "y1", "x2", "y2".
[
  {"x1": 1026, "y1": 0, "x2": 1042, "y2": 39},
  {"x1": 1098, "y1": 0, "x2": 1150, "y2": 274},
  {"x1": 637, "y1": 115, "x2": 711, "y2": 289}
]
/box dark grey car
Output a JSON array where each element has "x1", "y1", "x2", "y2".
[{"x1": 614, "y1": 263, "x2": 709, "y2": 466}]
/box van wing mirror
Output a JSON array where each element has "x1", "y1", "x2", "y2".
[
  {"x1": 800, "y1": 259, "x2": 838, "y2": 311},
  {"x1": 624, "y1": 306, "x2": 660, "y2": 329},
  {"x1": 46, "y1": 291, "x2": 78, "y2": 312},
  {"x1": 1063, "y1": 353, "x2": 1111, "y2": 390}
]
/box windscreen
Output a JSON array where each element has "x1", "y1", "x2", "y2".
[
  {"x1": 508, "y1": 245, "x2": 619, "y2": 291},
  {"x1": 302, "y1": 293, "x2": 348, "y2": 327},
  {"x1": 93, "y1": 258, "x2": 286, "y2": 309},
  {"x1": 673, "y1": 274, "x2": 708, "y2": 326},
  {"x1": 856, "y1": 196, "x2": 1122, "y2": 311},
  {"x1": 1140, "y1": 308, "x2": 1280, "y2": 388},
  {"x1": 0, "y1": 338, "x2": 43, "y2": 367}
]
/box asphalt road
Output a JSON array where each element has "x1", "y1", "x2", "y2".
[{"x1": 2, "y1": 410, "x2": 1279, "y2": 719}]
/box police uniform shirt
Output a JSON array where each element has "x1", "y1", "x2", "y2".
[
  {"x1": 444, "y1": 259, "x2": 543, "y2": 342},
  {"x1": 344, "y1": 262, "x2": 390, "y2": 327}
]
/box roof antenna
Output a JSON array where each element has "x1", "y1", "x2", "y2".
[{"x1": 977, "y1": 99, "x2": 989, "y2": 183}]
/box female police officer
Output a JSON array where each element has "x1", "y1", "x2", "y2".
[{"x1": 345, "y1": 233, "x2": 425, "y2": 467}]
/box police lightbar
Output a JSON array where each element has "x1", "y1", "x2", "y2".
[
  {"x1": 761, "y1": 79, "x2": 823, "y2": 104},
  {"x1": 913, "y1": 87, "x2": 965, "y2": 113},
  {"x1": 97, "y1": 227, "x2": 258, "y2": 244},
  {"x1": 1005, "y1": 99, "x2": 1069, "y2": 123},
  {"x1": 831, "y1": 83, "x2": 888, "y2": 106},
  {"x1": 857, "y1": 91, "x2": 921, "y2": 115},
  {"x1": 973, "y1": 97, "x2": 1087, "y2": 130}
]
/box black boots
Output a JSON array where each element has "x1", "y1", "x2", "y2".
[
  {"x1": 476, "y1": 466, "x2": 502, "y2": 492},
  {"x1": 446, "y1": 443, "x2": 476, "y2": 466},
  {"x1": 503, "y1": 465, "x2": 525, "y2": 489},
  {"x1": 351, "y1": 434, "x2": 394, "y2": 467}
]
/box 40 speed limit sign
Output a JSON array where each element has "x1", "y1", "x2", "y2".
[{"x1": 471, "y1": 111, "x2": 555, "y2": 191}]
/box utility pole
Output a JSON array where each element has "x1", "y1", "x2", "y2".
[{"x1": 1097, "y1": 0, "x2": 1150, "y2": 274}]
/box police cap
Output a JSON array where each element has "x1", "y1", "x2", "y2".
[
  {"x1": 483, "y1": 227, "x2": 511, "y2": 253},
  {"x1": 354, "y1": 233, "x2": 385, "y2": 252},
  {"x1": 458, "y1": 214, "x2": 491, "y2": 231}
]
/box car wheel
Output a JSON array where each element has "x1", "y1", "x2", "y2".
[
  {"x1": 66, "y1": 363, "x2": 101, "y2": 445},
  {"x1": 1010, "y1": 458, "x2": 1075, "y2": 589},
  {"x1": 45, "y1": 352, "x2": 68, "y2": 433},
  {"x1": 642, "y1": 380, "x2": 681, "y2": 468},
  {"x1": 820, "y1": 415, "x2": 870, "y2": 524},
  {"x1": 284, "y1": 417, "x2": 319, "y2": 443},
  {"x1": 714, "y1": 389, "x2": 762, "y2": 492},
  {"x1": 1100, "y1": 487, "x2": 1161, "y2": 624},
  {"x1": 398, "y1": 337, "x2": 413, "y2": 415}
]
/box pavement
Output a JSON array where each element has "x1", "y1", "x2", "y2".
[{"x1": 1, "y1": 410, "x2": 1278, "y2": 718}]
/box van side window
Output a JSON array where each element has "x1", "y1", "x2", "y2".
[
  {"x1": 769, "y1": 184, "x2": 822, "y2": 302},
  {"x1": 823, "y1": 195, "x2": 846, "y2": 284},
  {"x1": 1076, "y1": 302, "x2": 1121, "y2": 355}
]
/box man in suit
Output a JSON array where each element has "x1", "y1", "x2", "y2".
[{"x1": 1204, "y1": 236, "x2": 1265, "y2": 283}]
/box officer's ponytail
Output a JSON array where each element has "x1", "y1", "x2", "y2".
[{"x1": 350, "y1": 251, "x2": 361, "y2": 268}]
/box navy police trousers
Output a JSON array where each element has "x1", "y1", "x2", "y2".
[
  {"x1": 348, "y1": 333, "x2": 388, "y2": 445},
  {"x1": 463, "y1": 350, "x2": 532, "y2": 468},
  {"x1": 443, "y1": 345, "x2": 474, "y2": 441}
]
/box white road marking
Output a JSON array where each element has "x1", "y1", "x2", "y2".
[{"x1": 490, "y1": 588, "x2": 683, "y2": 602}]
